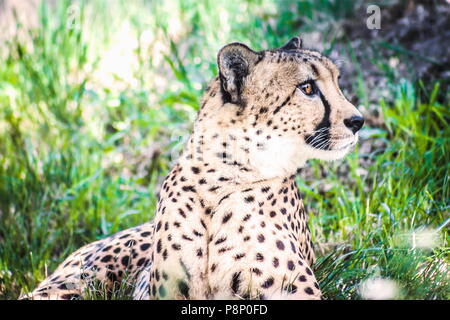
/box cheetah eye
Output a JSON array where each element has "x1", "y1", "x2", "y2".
[{"x1": 298, "y1": 81, "x2": 317, "y2": 96}]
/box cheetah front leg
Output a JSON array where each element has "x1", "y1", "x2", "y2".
[{"x1": 22, "y1": 223, "x2": 154, "y2": 300}]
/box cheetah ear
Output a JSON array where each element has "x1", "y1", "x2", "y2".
[
  {"x1": 217, "y1": 43, "x2": 261, "y2": 105},
  {"x1": 279, "y1": 36, "x2": 302, "y2": 51}
]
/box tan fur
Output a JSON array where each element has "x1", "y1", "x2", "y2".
[{"x1": 25, "y1": 38, "x2": 362, "y2": 300}]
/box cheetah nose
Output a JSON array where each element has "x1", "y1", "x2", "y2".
[{"x1": 344, "y1": 115, "x2": 364, "y2": 134}]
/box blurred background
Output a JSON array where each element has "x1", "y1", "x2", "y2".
[{"x1": 0, "y1": 0, "x2": 448, "y2": 299}]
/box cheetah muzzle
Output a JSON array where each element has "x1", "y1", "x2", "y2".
[{"x1": 24, "y1": 36, "x2": 364, "y2": 300}]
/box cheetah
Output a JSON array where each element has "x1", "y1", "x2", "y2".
[{"x1": 24, "y1": 36, "x2": 364, "y2": 300}]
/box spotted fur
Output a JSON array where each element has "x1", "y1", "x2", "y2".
[{"x1": 24, "y1": 37, "x2": 363, "y2": 300}]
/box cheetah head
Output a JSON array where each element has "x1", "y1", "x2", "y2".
[{"x1": 211, "y1": 37, "x2": 364, "y2": 178}]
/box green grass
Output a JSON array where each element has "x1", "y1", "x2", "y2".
[{"x1": 0, "y1": 0, "x2": 448, "y2": 300}]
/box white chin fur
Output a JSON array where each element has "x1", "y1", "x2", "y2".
[
  {"x1": 249, "y1": 136, "x2": 355, "y2": 179},
  {"x1": 249, "y1": 136, "x2": 305, "y2": 179}
]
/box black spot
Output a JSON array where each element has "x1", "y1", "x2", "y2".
[
  {"x1": 304, "y1": 287, "x2": 314, "y2": 295},
  {"x1": 222, "y1": 212, "x2": 233, "y2": 224},
  {"x1": 121, "y1": 256, "x2": 130, "y2": 267},
  {"x1": 290, "y1": 241, "x2": 297, "y2": 253},
  {"x1": 231, "y1": 272, "x2": 241, "y2": 294},
  {"x1": 276, "y1": 240, "x2": 285, "y2": 250},
  {"x1": 298, "y1": 275, "x2": 307, "y2": 282},
  {"x1": 102, "y1": 245, "x2": 112, "y2": 252},
  {"x1": 140, "y1": 243, "x2": 151, "y2": 251},
  {"x1": 156, "y1": 240, "x2": 162, "y2": 253},
  {"x1": 214, "y1": 237, "x2": 227, "y2": 245},
  {"x1": 178, "y1": 280, "x2": 190, "y2": 298},
  {"x1": 218, "y1": 246, "x2": 232, "y2": 253},
  {"x1": 101, "y1": 255, "x2": 113, "y2": 263},
  {"x1": 261, "y1": 277, "x2": 274, "y2": 289},
  {"x1": 252, "y1": 268, "x2": 262, "y2": 276},
  {"x1": 182, "y1": 185, "x2": 196, "y2": 192},
  {"x1": 219, "y1": 194, "x2": 230, "y2": 204},
  {"x1": 273, "y1": 92, "x2": 293, "y2": 114},
  {"x1": 234, "y1": 253, "x2": 246, "y2": 260},
  {"x1": 256, "y1": 253, "x2": 264, "y2": 261},
  {"x1": 193, "y1": 230, "x2": 203, "y2": 237},
  {"x1": 137, "y1": 258, "x2": 146, "y2": 267},
  {"x1": 244, "y1": 195, "x2": 255, "y2": 203},
  {"x1": 178, "y1": 208, "x2": 186, "y2": 218},
  {"x1": 191, "y1": 167, "x2": 200, "y2": 174},
  {"x1": 287, "y1": 260, "x2": 295, "y2": 271},
  {"x1": 124, "y1": 240, "x2": 136, "y2": 247},
  {"x1": 57, "y1": 283, "x2": 68, "y2": 290},
  {"x1": 172, "y1": 243, "x2": 181, "y2": 250},
  {"x1": 257, "y1": 234, "x2": 265, "y2": 243},
  {"x1": 273, "y1": 257, "x2": 279, "y2": 267}
]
